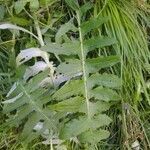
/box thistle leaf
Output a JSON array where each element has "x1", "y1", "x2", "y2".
[
  {"x1": 41, "y1": 42, "x2": 80, "y2": 56},
  {"x1": 15, "y1": 0, "x2": 28, "y2": 14},
  {"x1": 57, "y1": 59, "x2": 82, "y2": 77},
  {"x1": 79, "y1": 101, "x2": 110, "y2": 117},
  {"x1": 49, "y1": 96, "x2": 84, "y2": 112},
  {"x1": 3, "y1": 71, "x2": 56, "y2": 142},
  {"x1": 91, "y1": 87, "x2": 120, "y2": 102},
  {"x1": 89, "y1": 73, "x2": 122, "y2": 89},
  {"x1": 60, "y1": 114, "x2": 112, "y2": 140},
  {"x1": 81, "y1": 16, "x2": 110, "y2": 35},
  {"x1": 79, "y1": 2, "x2": 93, "y2": 17},
  {"x1": 52, "y1": 79, "x2": 84, "y2": 100},
  {"x1": 84, "y1": 36, "x2": 116, "y2": 54},
  {"x1": 86, "y1": 56, "x2": 120, "y2": 73},
  {"x1": 3, "y1": 3, "x2": 122, "y2": 145},
  {"x1": 55, "y1": 20, "x2": 77, "y2": 43},
  {"x1": 79, "y1": 129, "x2": 110, "y2": 144}
]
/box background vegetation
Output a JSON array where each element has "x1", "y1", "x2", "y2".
[{"x1": 0, "y1": 0, "x2": 150, "y2": 149}]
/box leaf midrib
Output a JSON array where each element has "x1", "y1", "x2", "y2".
[
  {"x1": 20, "y1": 83, "x2": 56, "y2": 130},
  {"x1": 76, "y1": 11, "x2": 90, "y2": 119}
]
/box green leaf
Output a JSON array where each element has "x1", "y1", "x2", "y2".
[
  {"x1": 55, "y1": 20, "x2": 77, "y2": 43},
  {"x1": 60, "y1": 117, "x2": 89, "y2": 140},
  {"x1": 57, "y1": 59, "x2": 82, "y2": 77},
  {"x1": 79, "y1": 129, "x2": 110, "y2": 143},
  {"x1": 5, "y1": 104, "x2": 33, "y2": 126},
  {"x1": 3, "y1": 71, "x2": 56, "y2": 142},
  {"x1": 30, "y1": 0, "x2": 39, "y2": 11},
  {"x1": 3, "y1": 75, "x2": 49, "y2": 113},
  {"x1": 84, "y1": 37, "x2": 116, "y2": 54},
  {"x1": 57, "y1": 56, "x2": 120, "y2": 76},
  {"x1": 81, "y1": 16, "x2": 110, "y2": 35},
  {"x1": 3, "y1": 92, "x2": 27, "y2": 113},
  {"x1": 89, "y1": 73, "x2": 121, "y2": 89},
  {"x1": 15, "y1": 0, "x2": 28, "y2": 14},
  {"x1": 79, "y1": 101, "x2": 110, "y2": 117},
  {"x1": 86, "y1": 56, "x2": 120, "y2": 73},
  {"x1": 52, "y1": 79, "x2": 84, "y2": 100},
  {"x1": 91, "y1": 87, "x2": 120, "y2": 102},
  {"x1": 50, "y1": 98, "x2": 110, "y2": 116},
  {"x1": 20, "y1": 111, "x2": 42, "y2": 142},
  {"x1": 41, "y1": 41, "x2": 80, "y2": 56},
  {"x1": 65, "y1": 0, "x2": 79, "y2": 11},
  {"x1": 60, "y1": 114, "x2": 112, "y2": 140},
  {"x1": 26, "y1": 69, "x2": 50, "y2": 92},
  {"x1": 49, "y1": 96, "x2": 84, "y2": 112},
  {"x1": 79, "y1": 2, "x2": 93, "y2": 17},
  {"x1": 90, "y1": 114, "x2": 112, "y2": 129}
]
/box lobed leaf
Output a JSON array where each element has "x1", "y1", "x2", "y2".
[
  {"x1": 60, "y1": 114, "x2": 112, "y2": 140},
  {"x1": 49, "y1": 96, "x2": 84, "y2": 112},
  {"x1": 79, "y1": 101, "x2": 110, "y2": 117},
  {"x1": 84, "y1": 36, "x2": 116, "y2": 54},
  {"x1": 55, "y1": 20, "x2": 77, "y2": 43},
  {"x1": 52, "y1": 79, "x2": 84, "y2": 100},
  {"x1": 3, "y1": 71, "x2": 55, "y2": 134},
  {"x1": 86, "y1": 56, "x2": 120, "y2": 73},
  {"x1": 88, "y1": 73, "x2": 122, "y2": 89},
  {"x1": 57, "y1": 59, "x2": 82, "y2": 77},
  {"x1": 21, "y1": 112, "x2": 42, "y2": 141},
  {"x1": 91, "y1": 87, "x2": 120, "y2": 102},
  {"x1": 81, "y1": 16, "x2": 110, "y2": 35},
  {"x1": 5, "y1": 104, "x2": 33, "y2": 127},
  {"x1": 79, "y1": 2, "x2": 93, "y2": 17},
  {"x1": 15, "y1": 0, "x2": 28, "y2": 14},
  {"x1": 41, "y1": 42, "x2": 80, "y2": 56},
  {"x1": 79, "y1": 129, "x2": 110, "y2": 144}
]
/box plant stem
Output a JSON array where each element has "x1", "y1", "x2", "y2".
[
  {"x1": 121, "y1": 102, "x2": 131, "y2": 150},
  {"x1": 34, "y1": 15, "x2": 45, "y2": 47},
  {"x1": 76, "y1": 11, "x2": 90, "y2": 119}
]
